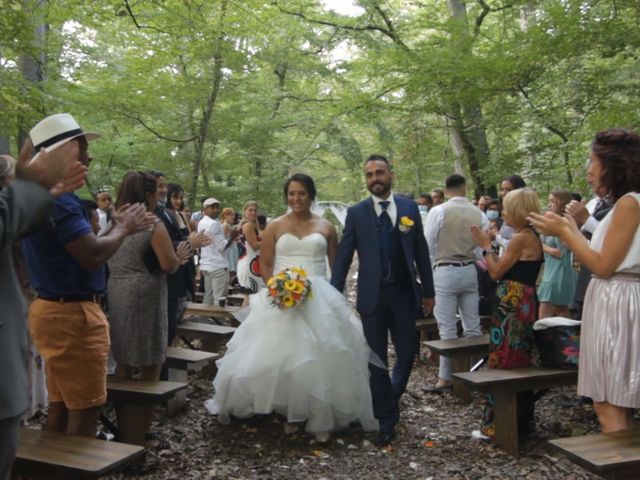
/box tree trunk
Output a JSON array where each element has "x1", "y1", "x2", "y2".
[
  {"x1": 17, "y1": 0, "x2": 48, "y2": 148},
  {"x1": 187, "y1": 0, "x2": 228, "y2": 210},
  {"x1": 446, "y1": 0, "x2": 491, "y2": 197}
]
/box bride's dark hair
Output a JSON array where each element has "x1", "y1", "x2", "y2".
[{"x1": 284, "y1": 173, "x2": 316, "y2": 202}]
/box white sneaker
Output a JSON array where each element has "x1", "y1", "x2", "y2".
[
  {"x1": 471, "y1": 430, "x2": 490, "y2": 441},
  {"x1": 314, "y1": 432, "x2": 330, "y2": 443}
]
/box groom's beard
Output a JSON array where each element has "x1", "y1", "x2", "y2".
[{"x1": 368, "y1": 181, "x2": 391, "y2": 197}]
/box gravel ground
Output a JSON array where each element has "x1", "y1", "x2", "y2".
[
  {"x1": 100, "y1": 359, "x2": 600, "y2": 480},
  {"x1": 98, "y1": 268, "x2": 601, "y2": 480}
]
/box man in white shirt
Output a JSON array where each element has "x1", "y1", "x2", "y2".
[
  {"x1": 197, "y1": 197, "x2": 230, "y2": 305},
  {"x1": 95, "y1": 188, "x2": 112, "y2": 235},
  {"x1": 423, "y1": 174, "x2": 487, "y2": 393}
]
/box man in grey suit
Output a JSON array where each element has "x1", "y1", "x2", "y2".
[{"x1": 0, "y1": 145, "x2": 86, "y2": 480}]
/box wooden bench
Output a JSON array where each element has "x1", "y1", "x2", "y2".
[
  {"x1": 416, "y1": 316, "x2": 439, "y2": 341},
  {"x1": 549, "y1": 429, "x2": 640, "y2": 480},
  {"x1": 176, "y1": 321, "x2": 236, "y2": 353},
  {"x1": 452, "y1": 367, "x2": 578, "y2": 455},
  {"x1": 14, "y1": 428, "x2": 145, "y2": 479},
  {"x1": 424, "y1": 334, "x2": 489, "y2": 401},
  {"x1": 164, "y1": 347, "x2": 219, "y2": 416},
  {"x1": 184, "y1": 302, "x2": 242, "y2": 326},
  {"x1": 226, "y1": 293, "x2": 248, "y2": 306},
  {"x1": 106, "y1": 377, "x2": 187, "y2": 445}
]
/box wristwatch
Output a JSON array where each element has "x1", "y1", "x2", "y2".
[{"x1": 482, "y1": 246, "x2": 498, "y2": 257}]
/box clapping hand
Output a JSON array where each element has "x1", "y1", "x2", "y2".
[
  {"x1": 188, "y1": 231, "x2": 212, "y2": 249},
  {"x1": 112, "y1": 203, "x2": 157, "y2": 234},
  {"x1": 17, "y1": 138, "x2": 87, "y2": 195},
  {"x1": 526, "y1": 211, "x2": 580, "y2": 237},
  {"x1": 176, "y1": 241, "x2": 192, "y2": 264},
  {"x1": 470, "y1": 224, "x2": 491, "y2": 250},
  {"x1": 49, "y1": 161, "x2": 88, "y2": 197},
  {"x1": 565, "y1": 200, "x2": 589, "y2": 227}
]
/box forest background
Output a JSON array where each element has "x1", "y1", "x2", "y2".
[{"x1": 1, "y1": 0, "x2": 639, "y2": 214}]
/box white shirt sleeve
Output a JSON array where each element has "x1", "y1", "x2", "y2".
[
  {"x1": 581, "y1": 216, "x2": 600, "y2": 235},
  {"x1": 424, "y1": 206, "x2": 444, "y2": 265}
]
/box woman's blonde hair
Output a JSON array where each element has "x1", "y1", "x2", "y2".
[
  {"x1": 221, "y1": 207, "x2": 235, "y2": 217},
  {"x1": 502, "y1": 188, "x2": 540, "y2": 227},
  {"x1": 243, "y1": 200, "x2": 258, "y2": 214}
]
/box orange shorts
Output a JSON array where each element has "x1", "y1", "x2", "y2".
[{"x1": 28, "y1": 299, "x2": 110, "y2": 410}]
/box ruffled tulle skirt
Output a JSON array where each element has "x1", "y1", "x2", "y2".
[{"x1": 204, "y1": 276, "x2": 379, "y2": 433}]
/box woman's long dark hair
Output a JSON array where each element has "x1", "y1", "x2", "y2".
[
  {"x1": 166, "y1": 183, "x2": 184, "y2": 211},
  {"x1": 592, "y1": 129, "x2": 640, "y2": 203},
  {"x1": 115, "y1": 171, "x2": 157, "y2": 209}
]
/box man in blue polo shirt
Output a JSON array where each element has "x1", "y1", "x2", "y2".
[{"x1": 22, "y1": 113, "x2": 155, "y2": 438}]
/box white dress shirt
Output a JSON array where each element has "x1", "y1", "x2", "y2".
[
  {"x1": 197, "y1": 215, "x2": 228, "y2": 271},
  {"x1": 372, "y1": 193, "x2": 397, "y2": 226}
]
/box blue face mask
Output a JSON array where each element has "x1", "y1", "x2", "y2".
[
  {"x1": 487, "y1": 210, "x2": 499, "y2": 221},
  {"x1": 418, "y1": 205, "x2": 429, "y2": 213}
]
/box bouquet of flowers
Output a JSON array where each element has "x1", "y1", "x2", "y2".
[{"x1": 267, "y1": 267, "x2": 312, "y2": 309}]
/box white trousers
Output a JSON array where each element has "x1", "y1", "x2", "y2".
[{"x1": 433, "y1": 264, "x2": 482, "y2": 381}]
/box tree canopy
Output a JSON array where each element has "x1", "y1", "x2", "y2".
[{"x1": 2, "y1": 0, "x2": 639, "y2": 213}]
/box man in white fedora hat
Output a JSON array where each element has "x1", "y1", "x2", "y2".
[{"x1": 21, "y1": 113, "x2": 156, "y2": 440}]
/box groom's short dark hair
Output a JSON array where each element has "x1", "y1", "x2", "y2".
[{"x1": 365, "y1": 154, "x2": 390, "y2": 166}]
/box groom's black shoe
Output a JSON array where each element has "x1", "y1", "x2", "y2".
[{"x1": 374, "y1": 429, "x2": 396, "y2": 447}]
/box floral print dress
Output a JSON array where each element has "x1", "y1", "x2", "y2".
[{"x1": 481, "y1": 258, "x2": 542, "y2": 438}]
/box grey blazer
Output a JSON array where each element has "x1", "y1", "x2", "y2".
[{"x1": 0, "y1": 179, "x2": 52, "y2": 420}]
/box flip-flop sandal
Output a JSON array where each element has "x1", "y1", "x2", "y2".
[{"x1": 144, "y1": 432, "x2": 170, "y2": 450}]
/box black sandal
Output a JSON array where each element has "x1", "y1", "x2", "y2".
[{"x1": 144, "y1": 432, "x2": 170, "y2": 450}]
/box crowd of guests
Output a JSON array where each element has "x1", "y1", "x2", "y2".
[{"x1": 1, "y1": 111, "x2": 638, "y2": 478}]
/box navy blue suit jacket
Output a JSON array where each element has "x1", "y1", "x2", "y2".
[{"x1": 331, "y1": 195, "x2": 434, "y2": 316}]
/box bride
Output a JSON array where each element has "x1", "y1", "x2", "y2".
[{"x1": 205, "y1": 173, "x2": 378, "y2": 440}]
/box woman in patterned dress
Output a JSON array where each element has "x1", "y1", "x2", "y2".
[
  {"x1": 236, "y1": 200, "x2": 264, "y2": 293},
  {"x1": 471, "y1": 188, "x2": 543, "y2": 438}
]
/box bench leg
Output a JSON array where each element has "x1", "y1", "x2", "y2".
[
  {"x1": 167, "y1": 369, "x2": 188, "y2": 417},
  {"x1": 115, "y1": 403, "x2": 149, "y2": 446},
  {"x1": 492, "y1": 390, "x2": 519, "y2": 456},
  {"x1": 450, "y1": 356, "x2": 472, "y2": 402},
  {"x1": 200, "y1": 338, "x2": 223, "y2": 378}
]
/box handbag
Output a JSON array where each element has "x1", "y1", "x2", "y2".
[{"x1": 533, "y1": 317, "x2": 581, "y2": 368}]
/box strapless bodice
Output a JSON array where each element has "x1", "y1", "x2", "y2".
[{"x1": 274, "y1": 232, "x2": 328, "y2": 277}]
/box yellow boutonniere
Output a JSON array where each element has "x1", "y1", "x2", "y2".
[{"x1": 399, "y1": 216, "x2": 414, "y2": 233}]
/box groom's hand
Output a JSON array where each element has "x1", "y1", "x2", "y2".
[{"x1": 422, "y1": 297, "x2": 435, "y2": 317}]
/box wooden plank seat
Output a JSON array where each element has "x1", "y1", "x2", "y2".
[
  {"x1": 549, "y1": 429, "x2": 640, "y2": 480},
  {"x1": 14, "y1": 428, "x2": 145, "y2": 479},
  {"x1": 423, "y1": 334, "x2": 489, "y2": 401},
  {"x1": 226, "y1": 293, "x2": 248, "y2": 306},
  {"x1": 452, "y1": 367, "x2": 578, "y2": 455},
  {"x1": 176, "y1": 321, "x2": 236, "y2": 351},
  {"x1": 184, "y1": 301, "x2": 242, "y2": 326},
  {"x1": 164, "y1": 347, "x2": 219, "y2": 416},
  {"x1": 106, "y1": 377, "x2": 187, "y2": 446},
  {"x1": 106, "y1": 377, "x2": 187, "y2": 405},
  {"x1": 415, "y1": 316, "x2": 439, "y2": 341}
]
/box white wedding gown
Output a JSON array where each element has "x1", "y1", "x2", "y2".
[{"x1": 205, "y1": 232, "x2": 379, "y2": 433}]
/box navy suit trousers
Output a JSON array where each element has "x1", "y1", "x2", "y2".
[{"x1": 360, "y1": 282, "x2": 417, "y2": 433}]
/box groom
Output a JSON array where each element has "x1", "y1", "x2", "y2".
[{"x1": 331, "y1": 154, "x2": 435, "y2": 446}]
